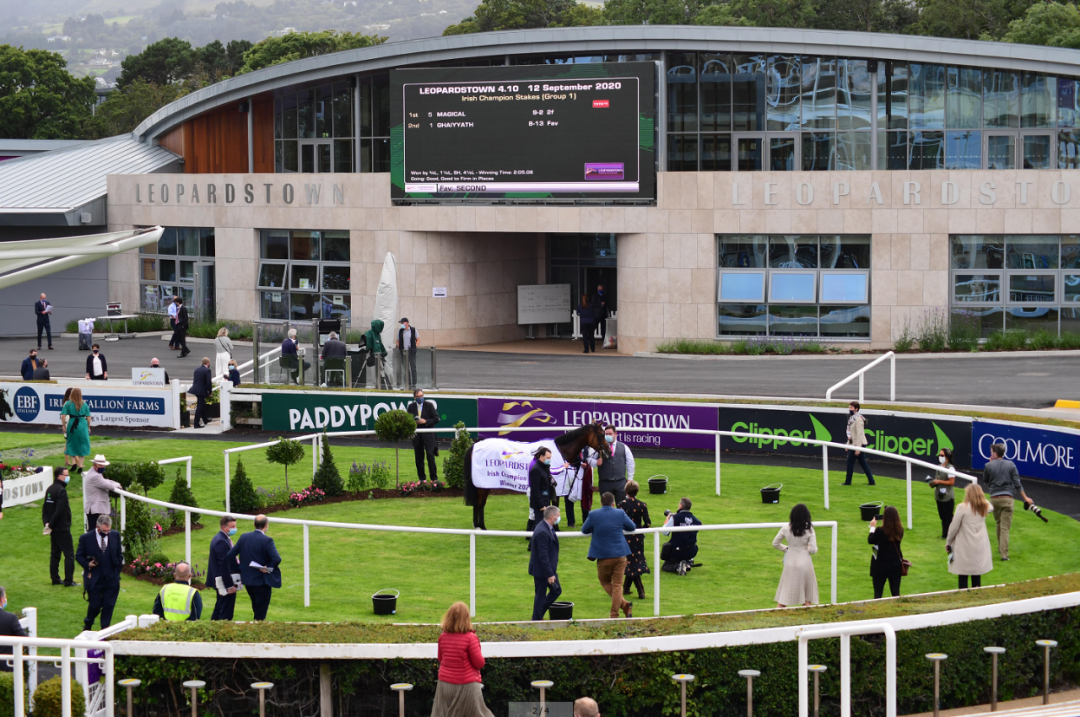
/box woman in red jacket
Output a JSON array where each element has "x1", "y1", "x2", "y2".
[{"x1": 431, "y1": 601, "x2": 494, "y2": 717}]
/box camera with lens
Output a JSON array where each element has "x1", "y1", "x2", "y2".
[{"x1": 1026, "y1": 502, "x2": 1049, "y2": 523}]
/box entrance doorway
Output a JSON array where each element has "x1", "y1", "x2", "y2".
[
  {"x1": 547, "y1": 234, "x2": 617, "y2": 337},
  {"x1": 300, "y1": 141, "x2": 332, "y2": 173}
]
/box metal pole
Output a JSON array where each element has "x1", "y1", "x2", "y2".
[
  {"x1": 814, "y1": 671, "x2": 820, "y2": 717},
  {"x1": 983, "y1": 648, "x2": 1005, "y2": 711},
  {"x1": 304, "y1": 524, "x2": 311, "y2": 608},
  {"x1": 739, "y1": 671, "x2": 760, "y2": 717},
  {"x1": 906, "y1": 461, "x2": 913, "y2": 530},
  {"x1": 185, "y1": 510, "x2": 191, "y2": 566},
  {"x1": 654, "y1": 531, "x2": 661, "y2": 616},
  {"x1": 61, "y1": 646, "x2": 71, "y2": 717},
  {"x1": 823, "y1": 445, "x2": 829, "y2": 510},
  {"x1": 259, "y1": 689, "x2": 266, "y2": 717},
  {"x1": 470, "y1": 532, "x2": 476, "y2": 618},
  {"x1": 681, "y1": 681, "x2": 687, "y2": 717},
  {"x1": 127, "y1": 685, "x2": 134, "y2": 717},
  {"x1": 933, "y1": 660, "x2": 940, "y2": 717},
  {"x1": 398, "y1": 689, "x2": 405, "y2": 717},
  {"x1": 840, "y1": 635, "x2": 850, "y2": 717},
  {"x1": 1036, "y1": 640, "x2": 1058, "y2": 704},
  {"x1": 715, "y1": 432, "x2": 721, "y2": 496}
]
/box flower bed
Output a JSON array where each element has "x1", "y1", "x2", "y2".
[
  {"x1": 256, "y1": 487, "x2": 521, "y2": 515},
  {"x1": 0, "y1": 448, "x2": 42, "y2": 479},
  {"x1": 125, "y1": 556, "x2": 207, "y2": 590},
  {"x1": 288, "y1": 486, "x2": 326, "y2": 507},
  {"x1": 399, "y1": 480, "x2": 445, "y2": 497}
]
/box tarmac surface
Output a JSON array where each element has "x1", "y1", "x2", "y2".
[{"x1": 0, "y1": 335, "x2": 1075, "y2": 408}]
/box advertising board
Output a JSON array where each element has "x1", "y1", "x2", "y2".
[
  {"x1": 391, "y1": 63, "x2": 656, "y2": 202},
  {"x1": 0, "y1": 383, "x2": 174, "y2": 428},
  {"x1": 718, "y1": 406, "x2": 971, "y2": 467},
  {"x1": 477, "y1": 397, "x2": 718, "y2": 450},
  {"x1": 971, "y1": 420, "x2": 1080, "y2": 485},
  {"x1": 261, "y1": 392, "x2": 478, "y2": 434},
  {"x1": 1, "y1": 468, "x2": 54, "y2": 508}
]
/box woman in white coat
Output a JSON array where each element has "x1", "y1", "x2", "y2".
[
  {"x1": 946, "y1": 483, "x2": 994, "y2": 589},
  {"x1": 214, "y1": 327, "x2": 234, "y2": 380},
  {"x1": 772, "y1": 503, "x2": 818, "y2": 607}
]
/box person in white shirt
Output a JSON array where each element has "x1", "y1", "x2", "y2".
[
  {"x1": 167, "y1": 296, "x2": 179, "y2": 349},
  {"x1": 588, "y1": 425, "x2": 635, "y2": 504}
]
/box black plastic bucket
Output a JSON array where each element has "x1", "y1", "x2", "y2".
[
  {"x1": 860, "y1": 501, "x2": 884, "y2": 521},
  {"x1": 373, "y1": 589, "x2": 399, "y2": 615},
  {"x1": 648, "y1": 475, "x2": 668, "y2": 495},
  {"x1": 760, "y1": 483, "x2": 782, "y2": 504},
  {"x1": 549, "y1": 601, "x2": 574, "y2": 620}
]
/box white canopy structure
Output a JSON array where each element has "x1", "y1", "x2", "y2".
[{"x1": 0, "y1": 227, "x2": 164, "y2": 290}]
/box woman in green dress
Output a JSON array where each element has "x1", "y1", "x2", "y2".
[{"x1": 61, "y1": 387, "x2": 92, "y2": 473}]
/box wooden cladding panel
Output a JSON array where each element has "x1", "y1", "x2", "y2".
[
  {"x1": 252, "y1": 94, "x2": 275, "y2": 173},
  {"x1": 158, "y1": 125, "x2": 184, "y2": 157},
  {"x1": 185, "y1": 106, "x2": 248, "y2": 174}
]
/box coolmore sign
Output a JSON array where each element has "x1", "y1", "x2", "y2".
[
  {"x1": 0, "y1": 383, "x2": 173, "y2": 428},
  {"x1": 261, "y1": 392, "x2": 478, "y2": 433},
  {"x1": 477, "y1": 398, "x2": 718, "y2": 450},
  {"x1": 1, "y1": 468, "x2": 53, "y2": 508},
  {"x1": 971, "y1": 420, "x2": 1080, "y2": 485},
  {"x1": 719, "y1": 406, "x2": 971, "y2": 465}
]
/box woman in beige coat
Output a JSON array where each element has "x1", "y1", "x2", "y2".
[
  {"x1": 772, "y1": 503, "x2": 818, "y2": 607},
  {"x1": 946, "y1": 483, "x2": 994, "y2": 589}
]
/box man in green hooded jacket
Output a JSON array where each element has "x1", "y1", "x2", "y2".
[{"x1": 362, "y1": 319, "x2": 387, "y2": 387}]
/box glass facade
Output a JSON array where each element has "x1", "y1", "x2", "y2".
[
  {"x1": 950, "y1": 235, "x2": 1080, "y2": 335},
  {"x1": 139, "y1": 228, "x2": 216, "y2": 320},
  {"x1": 275, "y1": 81, "x2": 355, "y2": 173},
  {"x1": 717, "y1": 235, "x2": 871, "y2": 338},
  {"x1": 258, "y1": 230, "x2": 351, "y2": 321}
]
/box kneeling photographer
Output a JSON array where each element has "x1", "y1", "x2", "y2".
[{"x1": 661, "y1": 497, "x2": 701, "y2": 575}]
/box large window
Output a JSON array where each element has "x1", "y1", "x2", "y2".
[
  {"x1": 139, "y1": 228, "x2": 215, "y2": 320},
  {"x1": 259, "y1": 230, "x2": 351, "y2": 322},
  {"x1": 717, "y1": 235, "x2": 871, "y2": 338},
  {"x1": 275, "y1": 82, "x2": 354, "y2": 174},
  {"x1": 950, "y1": 235, "x2": 1079, "y2": 336}
]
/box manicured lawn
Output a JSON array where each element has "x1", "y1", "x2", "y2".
[{"x1": 1, "y1": 431, "x2": 1076, "y2": 640}]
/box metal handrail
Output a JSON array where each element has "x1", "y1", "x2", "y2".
[
  {"x1": 798, "y1": 622, "x2": 897, "y2": 717},
  {"x1": 1, "y1": 636, "x2": 114, "y2": 717},
  {"x1": 825, "y1": 351, "x2": 896, "y2": 402}
]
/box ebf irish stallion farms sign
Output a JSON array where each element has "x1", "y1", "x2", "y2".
[{"x1": 0, "y1": 383, "x2": 173, "y2": 428}]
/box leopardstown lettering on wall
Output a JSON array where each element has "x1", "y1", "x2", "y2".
[
  {"x1": 733, "y1": 178, "x2": 1076, "y2": 206},
  {"x1": 134, "y1": 182, "x2": 345, "y2": 205}
]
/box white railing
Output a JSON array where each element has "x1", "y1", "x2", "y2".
[
  {"x1": 825, "y1": 351, "x2": 896, "y2": 403},
  {"x1": 157, "y1": 456, "x2": 192, "y2": 487},
  {"x1": 1, "y1": 635, "x2": 114, "y2": 717},
  {"x1": 798, "y1": 622, "x2": 897, "y2": 717},
  {"x1": 222, "y1": 434, "x2": 322, "y2": 514},
  {"x1": 17, "y1": 608, "x2": 37, "y2": 698},
  {"x1": 235, "y1": 345, "x2": 282, "y2": 382},
  {"x1": 571, "y1": 311, "x2": 616, "y2": 340}
]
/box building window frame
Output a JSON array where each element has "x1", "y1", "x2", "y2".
[{"x1": 258, "y1": 230, "x2": 351, "y2": 321}]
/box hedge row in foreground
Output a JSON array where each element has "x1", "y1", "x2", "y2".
[{"x1": 114, "y1": 606, "x2": 1079, "y2": 717}]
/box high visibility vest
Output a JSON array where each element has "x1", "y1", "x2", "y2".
[{"x1": 159, "y1": 582, "x2": 196, "y2": 621}]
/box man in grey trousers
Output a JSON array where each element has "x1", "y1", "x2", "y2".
[{"x1": 982, "y1": 443, "x2": 1033, "y2": 561}]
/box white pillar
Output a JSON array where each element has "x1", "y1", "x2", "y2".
[
  {"x1": 304, "y1": 524, "x2": 311, "y2": 608},
  {"x1": 224, "y1": 451, "x2": 231, "y2": 513},
  {"x1": 715, "y1": 433, "x2": 721, "y2": 497},
  {"x1": 653, "y1": 531, "x2": 661, "y2": 616},
  {"x1": 823, "y1": 445, "x2": 830, "y2": 510},
  {"x1": 470, "y1": 533, "x2": 476, "y2": 618},
  {"x1": 906, "y1": 461, "x2": 913, "y2": 529}
]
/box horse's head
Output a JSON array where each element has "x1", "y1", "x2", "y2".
[{"x1": 584, "y1": 421, "x2": 611, "y2": 459}]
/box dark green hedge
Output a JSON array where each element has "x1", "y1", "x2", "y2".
[{"x1": 114, "y1": 606, "x2": 1078, "y2": 717}]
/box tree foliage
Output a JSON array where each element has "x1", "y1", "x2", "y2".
[
  {"x1": 0, "y1": 45, "x2": 95, "y2": 139},
  {"x1": 266, "y1": 438, "x2": 306, "y2": 492},
  {"x1": 167, "y1": 468, "x2": 201, "y2": 528},
  {"x1": 1002, "y1": 1, "x2": 1080, "y2": 48},
  {"x1": 82, "y1": 79, "x2": 189, "y2": 139},
  {"x1": 237, "y1": 30, "x2": 386, "y2": 74},
  {"x1": 311, "y1": 431, "x2": 345, "y2": 497},
  {"x1": 443, "y1": 0, "x2": 595, "y2": 33},
  {"x1": 229, "y1": 459, "x2": 260, "y2": 514},
  {"x1": 118, "y1": 37, "x2": 198, "y2": 87},
  {"x1": 441, "y1": 422, "x2": 473, "y2": 490},
  {"x1": 31, "y1": 678, "x2": 85, "y2": 717},
  {"x1": 373, "y1": 409, "x2": 416, "y2": 488}
]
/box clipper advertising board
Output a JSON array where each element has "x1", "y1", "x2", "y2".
[
  {"x1": 718, "y1": 406, "x2": 972, "y2": 466},
  {"x1": 391, "y1": 63, "x2": 656, "y2": 202}
]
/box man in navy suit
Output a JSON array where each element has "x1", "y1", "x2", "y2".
[
  {"x1": 528, "y1": 505, "x2": 561, "y2": 620},
  {"x1": 226, "y1": 515, "x2": 282, "y2": 621},
  {"x1": 206, "y1": 515, "x2": 241, "y2": 621},
  {"x1": 35, "y1": 293, "x2": 53, "y2": 350},
  {"x1": 75, "y1": 515, "x2": 124, "y2": 631},
  {"x1": 581, "y1": 492, "x2": 636, "y2": 618},
  {"x1": 190, "y1": 358, "x2": 214, "y2": 429}
]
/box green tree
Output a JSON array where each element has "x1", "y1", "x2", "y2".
[
  {"x1": 444, "y1": 0, "x2": 598, "y2": 34},
  {"x1": 373, "y1": 409, "x2": 416, "y2": 488},
  {"x1": 266, "y1": 437, "x2": 305, "y2": 492},
  {"x1": 726, "y1": 0, "x2": 817, "y2": 28},
  {"x1": 440, "y1": 422, "x2": 473, "y2": 490},
  {"x1": 237, "y1": 30, "x2": 386, "y2": 74},
  {"x1": 606, "y1": 0, "x2": 706, "y2": 25},
  {"x1": 809, "y1": 0, "x2": 919, "y2": 32},
  {"x1": 912, "y1": 0, "x2": 1036, "y2": 40},
  {"x1": 167, "y1": 468, "x2": 201, "y2": 528},
  {"x1": 82, "y1": 79, "x2": 189, "y2": 139},
  {"x1": 311, "y1": 431, "x2": 344, "y2": 497},
  {"x1": 197, "y1": 39, "x2": 230, "y2": 78},
  {"x1": 0, "y1": 45, "x2": 95, "y2": 139},
  {"x1": 1002, "y1": 1, "x2": 1080, "y2": 47},
  {"x1": 229, "y1": 458, "x2": 260, "y2": 514},
  {"x1": 118, "y1": 37, "x2": 198, "y2": 87},
  {"x1": 225, "y1": 39, "x2": 254, "y2": 75}
]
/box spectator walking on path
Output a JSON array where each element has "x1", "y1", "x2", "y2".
[
  {"x1": 773, "y1": 503, "x2": 819, "y2": 608},
  {"x1": 207, "y1": 515, "x2": 241, "y2": 621},
  {"x1": 20, "y1": 349, "x2": 39, "y2": 380},
  {"x1": 581, "y1": 492, "x2": 636, "y2": 618},
  {"x1": 618, "y1": 480, "x2": 650, "y2": 601},
  {"x1": 43, "y1": 467, "x2": 76, "y2": 587},
  {"x1": 529, "y1": 505, "x2": 562, "y2": 620},
  {"x1": 981, "y1": 443, "x2": 1033, "y2": 561},
  {"x1": 61, "y1": 388, "x2": 92, "y2": 474},
  {"x1": 592, "y1": 284, "x2": 609, "y2": 346},
  {"x1": 190, "y1": 358, "x2": 214, "y2": 429},
  {"x1": 842, "y1": 401, "x2": 876, "y2": 486},
  {"x1": 76, "y1": 515, "x2": 123, "y2": 631},
  {"x1": 175, "y1": 297, "x2": 191, "y2": 358},
  {"x1": 85, "y1": 344, "x2": 108, "y2": 380},
  {"x1": 578, "y1": 293, "x2": 596, "y2": 354},
  {"x1": 167, "y1": 295, "x2": 179, "y2": 349},
  {"x1": 930, "y1": 448, "x2": 956, "y2": 539},
  {"x1": 228, "y1": 360, "x2": 241, "y2": 387},
  {"x1": 431, "y1": 601, "x2": 495, "y2": 717},
  {"x1": 214, "y1": 327, "x2": 234, "y2": 380},
  {"x1": 947, "y1": 483, "x2": 995, "y2": 589},
  {"x1": 35, "y1": 293, "x2": 53, "y2": 350},
  {"x1": 226, "y1": 515, "x2": 281, "y2": 621},
  {"x1": 868, "y1": 505, "x2": 905, "y2": 599}
]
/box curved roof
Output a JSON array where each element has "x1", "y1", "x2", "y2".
[{"x1": 134, "y1": 25, "x2": 1080, "y2": 141}]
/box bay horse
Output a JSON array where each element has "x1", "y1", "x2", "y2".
[{"x1": 464, "y1": 422, "x2": 611, "y2": 530}]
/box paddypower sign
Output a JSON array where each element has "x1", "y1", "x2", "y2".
[
  {"x1": 719, "y1": 406, "x2": 972, "y2": 465},
  {"x1": 261, "y1": 392, "x2": 478, "y2": 433}
]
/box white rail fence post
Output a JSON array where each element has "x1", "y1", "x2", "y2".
[
  {"x1": 470, "y1": 533, "x2": 476, "y2": 618},
  {"x1": 825, "y1": 351, "x2": 896, "y2": 403},
  {"x1": 715, "y1": 433, "x2": 721, "y2": 497},
  {"x1": 798, "y1": 623, "x2": 896, "y2": 717},
  {"x1": 303, "y1": 524, "x2": 311, "y2": 608}
]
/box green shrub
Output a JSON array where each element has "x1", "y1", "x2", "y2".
[
  {"x1": 108, "y1": 462, "x2": 166, "y2": 493},
  {"x1": 67, "y1": 314, "x2": 165, "y2": 334},
  {"x1": 1059, "y1": 330, "x2": 1080, "y2": 349},
  {"x1": 1027, "y1": 328, "x2": 1058, "y2": 351},
  {"x1": 986, "y1": 330, "x2": 1027, "y2": 351},
  {"x1": 31, "y1": 677, "x2": 85, "y2": 717},
  {"x1": 347, "y1": 461, "x2": 390, "y2": 492},
  {"x1": 0, "y1": 670, "x2": 25, "y2": 717},
  {"x1": 654, "y1": 338, "x2": 731, "y2": 355},
  {"x1": 948, "y1": 310, "x2": 981, "y2": 352},
  {"x1": 266, "y1": 438, "x2": 306, "y2": 492},
  {"x1": 374, "y1": 409, "x2": 417, "y2": 488},
  {"x1": 186, "y1": 319, "x2": 254, "y2": 341},
  {"x1": 122, "y1": 481, "x2": 160, "y2": 558},
  {"x1": 167, "y1": 469, "x2": 201, "y2": 527},
  {"x1": 799, "y1": 340, "x2": 826, "y2": 353},
  {"x1": 230, "y1": 459, "x2": 261, "y2": 514},
  {"x1": 311, "y1": 432, "x2": 344, "y2": 497},
  {"x1": 913, "y1": 307, "x2": 949, "y2": 351},
  {"x1": 441, "y1": 421, "x2": 473, "y2": 489}
]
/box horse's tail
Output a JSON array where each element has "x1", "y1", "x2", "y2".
[{"x1": 463, "y1": 445, "x2": 477, "y2": 506}]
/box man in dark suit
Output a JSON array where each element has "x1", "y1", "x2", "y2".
[
  {"x1": 206, "y1": 515, "x2": 241, "y2": 621},
  {"x1": 528, "y1": 505, "x2": 562, "y2": 620},
  {"x1": 581, "y1": 492, "x2": 636, "y2": 618},
  {"x1": 397, "y1": 318, "x2": 419, "y2": 388},
  {"x1": 0, "y1": 586, "x2": 28, "y2": 672},
  {"x1": 280, "y1": 328, "x2": 309, "y2": 383},
  {"x1": 226, "y1": 515, "x2": 282, "y2": 621},
  {"x1": 20, "y1": 349, "x2": 38, "y2": 381},
  {"x1": 406, "y1": 388, "x2": 440, "y2": 481},
  {"x1": 43, "y1": 468, "x2": 76, "y2": 587},
  {"x1": 190, "y1": 358, "x2": 213, "y2": 429},
  {"x1": 75, "y1": 515, "x2": 124, "y2": 630},
  {"x1": 175, "y1": 297, "x2": 190, "y2": 358},
  {"x1": 592, "y1": 285, "x2": 609, "y2": 347},
  {"x1": 32, "y1": 359, "x2": 50, "y2": 381},
  {"x1": 150, "y1": 358, "x2": 171, "y2": 384},
  {"x1": 35, "y1": 293, "x2": 53, "y2": 350},
  {"x1": 321, "y1": 331, "x2": 346, "y2": 359}
]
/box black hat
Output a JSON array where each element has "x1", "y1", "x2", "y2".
[{"x1": 399, "y1": 317, "x2": 409, "y2": 323}]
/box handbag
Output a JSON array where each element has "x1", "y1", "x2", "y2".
[
  {"x1": 897, "y1": 541, "x2": 912, "y2": 576},
  {"x1": 660, "y1": 541, "x2": 673, "y2": 562}
]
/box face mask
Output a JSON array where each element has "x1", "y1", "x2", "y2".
[
  {"x1": 416, "y1": 397, "x2": 424, "y2": 404},
  {"x1": 0, "y1": 601, "x2": 6, "y2": 611},
  {"x1": 554, "y1": 516, "x2": 561, "y2": 525},
  {"x1": 542, "y1": 458, "x2": 551, "y2": 466},
  {"x1": 63, "y1": 476, "x2": 70, "y2": 485},
  {"x1": 938, "y1": 456, "x2": 947, "y2": 464},
  {"x1": 93, "y1": 350, "x2": 99, "y2": 354},
  {"x1": 605, "y1": 435, "x2": 615, "y2": 444},
  {"x1": 228, "y1": 527, "x2": 237, "y2": 536},
  {"x1": 400, "y1": 323, "x2": 406, "y2": 329},
  {"x1": 849, "y1": 408, "x2": 855, "y2": 414}
]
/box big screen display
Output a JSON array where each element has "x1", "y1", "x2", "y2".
[{"x1": 391, "y1": 63, "x2": 656, "y2": 202}]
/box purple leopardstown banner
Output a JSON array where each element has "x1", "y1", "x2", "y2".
[{"x1": 477, "y1": 397, "x2": 718, "y2": 450}]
